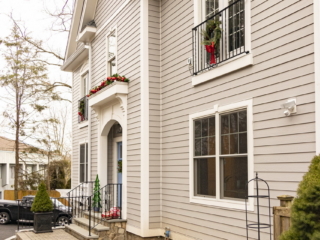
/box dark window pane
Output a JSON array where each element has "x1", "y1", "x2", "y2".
[
  {"x1": 230, "y1": 113, "x2": 238, "y2": 133},
  {"x1": 221, "y1": 135, "x2": 229, "y2": 154},
  {"x1": 195, "y1": 120, "x2": 201, "y2": 138},
  {"x1": 230, "y1": 134, "x2": 238, "y2": 154},
  {"x1": 85, "y1": 143, "x2": 88, "y2": 164},
  {"x1": 195, "y1": 139, "x2": 201, "y2": 156},
  {"x1": 202, "y1": 137, "x2": 208, "y2": 155},
  {"x1": 202, "y1": 118, "x2": 208, "y2": 137},
  {"x1": 220, "y1": 157, "x2": 247, "y2": 199},
  {"x1": 221, "y1": 115, "x2": 229, "y2": 134},
  {"x1": 239, "y1": 111, "x2": 247, "y2": 132},
  {"x1": 80, "y1": 145, "x2": 85, "y2": 163},
  {"x1": 209, "y1": 117, "x2": 215, "y2": 136},
  {"x1": 208, "y1": 136, "x2": 215, "y2": 155},
  {"x1": 80, "y1": 164, "x2": 84, "y2": 183},
  {"x1": 239, "y1": 133, "x2": 247, "y2": 153},
  {"x1": 195, "y1": 158, "x2": 216, "y2": 196}
]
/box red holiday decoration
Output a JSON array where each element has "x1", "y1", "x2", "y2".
[
  {"x1": 101, "y1": 207, "x2": 121, "y2": 219},
  {"x1": 205, "y1": 42, "x2": 216, "y2": 64}
]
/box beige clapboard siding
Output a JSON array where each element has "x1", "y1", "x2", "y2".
[
  {"x1": 71, "y1": 66, "x2": 89, "y2": 188},
  {"x1": 88, "y1": 0, "x2": 141, "y2": 228},
  {"x1": 159, "y1": 0, "x2": 315, "y2": 238},
  {"x1": 148, "y1": 0, "x2": 161, "y2": 229}
]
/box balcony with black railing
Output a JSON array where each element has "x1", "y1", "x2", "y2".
[
  {"x1": 78, "y1": 96, "x2": 88, "y2": 123},
  {"x1": 192, "y1": 0, "x2": 249, "y2": 76}
]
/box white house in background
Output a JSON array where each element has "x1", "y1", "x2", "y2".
[
  {"x1": 61, "y1": 0, "x2": 320, "y2": 239},
  {"x1": 0, "y1": 136, "x2": 47, "y2": 199}
]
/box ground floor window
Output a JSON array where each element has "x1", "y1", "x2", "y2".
[
  {"x1": 80, "y1": 143, "x2": 88, "y2": 182},
  {"x1": 189, "y1": 100, "x2": 253, "y2": 210}
]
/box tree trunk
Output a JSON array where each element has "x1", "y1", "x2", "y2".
[{"x1": 14, "y1": 97, "x2": 20, "y2": 200}]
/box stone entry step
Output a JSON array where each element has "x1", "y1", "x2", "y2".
[
  {"x1": 74, "y1": 217, "x2": 110, "y2": 237},
  {"x1": 65, "y1": 224, "x2": 99, "y2": 239}
]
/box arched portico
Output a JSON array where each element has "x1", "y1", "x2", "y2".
[{"x1": 88, "y1": 82, "x2": 128, "y2": 220}]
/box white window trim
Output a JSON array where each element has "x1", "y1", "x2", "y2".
[
  {"x1": 189, "y1": 99, "x2": 254, "y2": 211},
  {"x1": 106, "y1": 27, "x2": 118, "y2": 77},
  {"x1": 79, "y1": 141, "x2": 88, "y2": 183},
  {"x1": 192, "y1": 0, "x2": 252, "y2": 86}
]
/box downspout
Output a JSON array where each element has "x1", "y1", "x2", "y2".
[{"x1": 88, "y1": 42, "x2": 92, "y2": 184}]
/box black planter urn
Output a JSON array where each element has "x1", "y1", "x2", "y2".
[{"x1": 33, "y1": 212, "x2": 53, "y2": 233}]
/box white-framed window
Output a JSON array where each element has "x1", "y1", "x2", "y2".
[
  {"x1": 189, "y1": 100, "x2": 254, "y2": 210},
  {"x1": 80, "y1": 143, "x2": 88, "y2": 183},
  {"x1": 81, "y1": 72, "x2": 89, "y2": 97},
  {"x1": 107, "y1": 29, "x2": 117, "y2": 76},
  {"x1": 192, "y1": 0, "x2": 252, "y2": 86}
]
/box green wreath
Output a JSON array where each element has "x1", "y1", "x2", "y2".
[
  {"x1": 79, "y1": 99, "x2": 85, "y2": 116},
  {"x1": 201, "y1": 19, "x2": 222, "y2": 50}
]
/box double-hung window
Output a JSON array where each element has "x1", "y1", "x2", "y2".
[
  {"x1": 190, "y1": 100, "x2": 253, "y2": 210},
  {"x1": 80, "y1": 143, "x2": 88, "y2": 183},
  {"x1": 107, "y1": 30, "x2": 117, "y2": 76}
]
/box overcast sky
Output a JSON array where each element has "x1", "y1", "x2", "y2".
[{"x1": 0, "y1": 0, "x2": 73, "y2": 144}]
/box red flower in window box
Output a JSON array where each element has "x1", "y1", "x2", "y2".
[{"x1": 205, "y1": 42, "x2": 216, "y2": 64}]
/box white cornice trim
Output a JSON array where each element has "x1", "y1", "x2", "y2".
[
  {"x1": 140, "y1": 0, "x2": 149, "y2": 236},
  {"x1": 314, "y1": 0, "x2": 320, "y2": 154},
  {"x1": 65, "y1": 0, "x2": 85, "y2": 59}
]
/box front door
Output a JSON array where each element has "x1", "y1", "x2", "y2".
[{"x1": 117, "y1": 142, "x2": 122, "y2": 184}]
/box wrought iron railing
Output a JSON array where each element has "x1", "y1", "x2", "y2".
[
  {"x1": 78, "y1": 96, "x2": 88, "y2": 123},
  {"x1": 88, "y1": 183, "x2": 122, "y2": 236},
  {"x1": 192, "y1": 0, "x2": 248, "y2": 75}
]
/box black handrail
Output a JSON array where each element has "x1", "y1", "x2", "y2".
[
  {"x1": 88, "y1": 183, "x2": 122, "y2": 236},
  {"x1": 192, "y1": 0, "x2": 248, "y2": 76}
]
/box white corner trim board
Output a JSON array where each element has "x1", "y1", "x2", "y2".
[
  {"x1": 140, "y1": 0, "x2": 150, "y2": 236},
  {"x1": 192, "y1": 53, "x2": 253, "y2": 86},
  {"x1": 314, "y1": 0, "x2": 320, "y2": 154}
]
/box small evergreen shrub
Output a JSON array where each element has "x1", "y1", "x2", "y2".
[
  {"x1": 280, "y1": 155, "x2": 320, "y2": 240},
  {"x1": 31, "y1": 181, "x2": 53, "y2": 212},
  {"x1": 93, "y1": 175, "x2": 102, "y2": 210}
]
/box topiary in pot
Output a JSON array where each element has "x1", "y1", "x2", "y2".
[
  {"x1": 280, "y1": 155, "x2": 320, "y2": 240},
  {"x1": 31, "y1": 181, "x2": 53, "y2": 233}
]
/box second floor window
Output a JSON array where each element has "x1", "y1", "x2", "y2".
[
  {"x1": 193, "y1": 0, "x2": 246, "y2": 75},
  {"x1": 82, "y1": 73, "x2": 88, "y2": 97},
  {"x1": 107, "y1": 31, "x2": 117, "y2": 76}
]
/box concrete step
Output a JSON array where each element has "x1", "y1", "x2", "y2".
[
  {"x1": 74, "y1": 218, "x2": 109, "y2": 237},
  {"x1": 65, "y1": 224, "x2": 99, "y2": 239}
]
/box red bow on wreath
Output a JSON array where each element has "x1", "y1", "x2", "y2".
[{"x1": 205, "y1": 42, "x2": 216, "y2": 64}]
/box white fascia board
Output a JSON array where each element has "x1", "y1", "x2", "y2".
[
  {"x1": 78, "y1": 0, "x2": 98, "y2": 36},
  {"x1": 314, "y1": 0, "x2": 320, "y2": 154},
  {"x1": 65, "y1": 0, "x2": 85, "y2": 60},
  {"x1": 192, "y1": 53, "x2": 253, "y2": 86}
]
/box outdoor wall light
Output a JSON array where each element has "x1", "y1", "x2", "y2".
[{"x1": 281, "y1": 99, "x2": 297, "y2": 117}]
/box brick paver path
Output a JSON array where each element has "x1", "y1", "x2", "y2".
[{"x1": 16, "y1": 229, "x2": 77, "y2": 240}]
